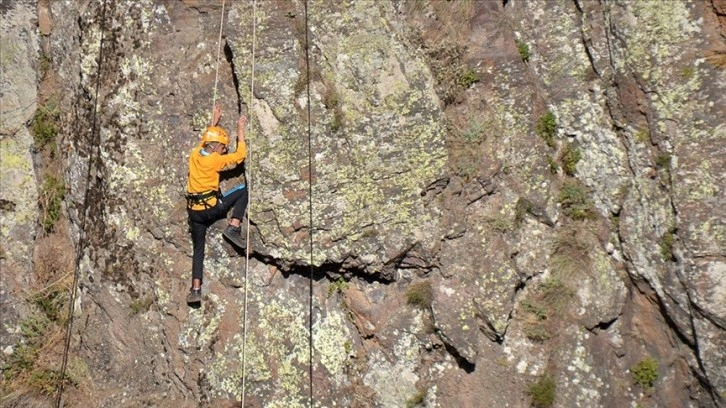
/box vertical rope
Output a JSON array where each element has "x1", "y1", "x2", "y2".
[
  {"x1": 303, "y1": 1, "x2": 314, "y2": 406},
  {"x1": 55, "y1": 0, "x2": 108, "y2": 406},
  {"x1": 240, "y1": 1, "x2": 256, "y2": 407},
  {"x1": 211, "y1": 0, "x2": 226, "y2": 112}
]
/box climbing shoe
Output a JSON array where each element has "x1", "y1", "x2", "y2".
[
  {"x1": 223, "y1": 225, "x2": 246, "y2": 249},
  {"x1": 186, "y1": 287, "x2": 202, "y2": 304}
]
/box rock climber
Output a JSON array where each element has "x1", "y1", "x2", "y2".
[{"x1": 185, "y1": 104, "x2": 248, "y2": 304}]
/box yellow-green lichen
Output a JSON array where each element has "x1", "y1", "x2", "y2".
[
  {"x1": 207, "y1": 294, "x2": 312, "y2": 402},
  {"x1": 521, "y1": 1, "x2": 590, "y2": 87},
  {"x1": 313, "y1": 309, "x2": 351, "y2": 382},
  {"x1": 153, "y1": 279, "x2": 170, "y2": 309},
  {"x1": 80, "y1": 27, "x2": 102, "y2": 79},
  {"x1": 685, "y1": 161, "x2": 718, "y2": 200},
  {"x1": 178, "y1": 299, "x2": 223, "y2": 350},
  {"x1": 231, "y1": 1, "x2": 447, "y2": 266},
  {"x1": 363, "y1": 333, "x2": 420, "y2": 407}
]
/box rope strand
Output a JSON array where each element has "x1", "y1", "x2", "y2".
[
  {"x1": 211, "y1": 0, "x2": 226, "y2": 112},
  {"x1": 240, "y1": 0, "x2": 256, "y2": 406},
  {"x1": 55, "y1": 0, "x2": 108, "y2": 406}
]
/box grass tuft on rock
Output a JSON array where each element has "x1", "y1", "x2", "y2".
[
  {"x1": 32, "y1": 100, "x2": 60, "y2": 148},
  {"x1": 527, "y1": 373, "x2": 556, "y2": 408},
  {"x1": 632, "y1": 357, "x2": 659, "y2": 389},
  {"x1": 536, "y1": 111, "x2": 557, "y2": 148},
  {"x1": 40, "y1": 174, "x2": 66, "y2": 233},
  {"x1": 560, "y1": 144, "x2": 581, "y2": 176},
  {"x1": 405, "y1": 388, "x2": 427, "y2": 408},
  {"x1": 327, "y1": 277, "x2": 349, "y2": 298},
  {"x1": 517, "y1": 39, "x2": 531, "y2": 62},
  {"x1": 558, "y1": 179, "x2": 596, "y2": 220},
  {"x1": 407, "y1": 280, "x2": 433, "y2": 310}
]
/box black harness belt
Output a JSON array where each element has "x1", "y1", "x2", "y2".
[{"x1": 185, "y1": 190, "x2": 220, "y2": 209}]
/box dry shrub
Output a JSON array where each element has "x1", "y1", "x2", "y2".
[
  {"x1": 3, "y1": 232, "x2": 80, "y2": 399},
  {"x1": 407, "y1": 280, "x2": 433, "y2": 310},
  {"x1": 550, "y1": 225, "x2": 595, "y2": 282},
  {"x1": 406, "y1": 0, "x2": 476, "y2": 46},
  {"x1": 519, "y1": 226, "x2": 597, "y2": 342},
  {"x1": 34, "y1": 233, "x2": 74, "y2": 286},
  {"x1": 403, "y1": 0, "x2": 478, "y2": 105}
]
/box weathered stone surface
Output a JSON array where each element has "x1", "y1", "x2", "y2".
[
  {"x1": 226, "y1": 1, "x2": 447, "y2": 276},
  {"x1": 3, "y1": 0, "x2": 724, "y2": 406},
  {"x1": 0, "y1": 0, "x2": 39, "y2": 371}
]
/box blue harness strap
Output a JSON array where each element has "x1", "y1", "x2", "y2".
[{"x1": 223, "y1": 183, "x2": 247, "y2": 197}]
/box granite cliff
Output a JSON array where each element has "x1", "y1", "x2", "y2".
[{"x1": 1, "y1": 0, "x2": 725, "y2": 407}]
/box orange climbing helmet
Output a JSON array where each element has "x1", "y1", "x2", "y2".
[{"x1": 202, "y1": 126, "x2": 229, "y2": 146}]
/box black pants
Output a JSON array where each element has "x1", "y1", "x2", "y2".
[{"x1": 188, "y1": 184, "x2": 248, "y2": 282}]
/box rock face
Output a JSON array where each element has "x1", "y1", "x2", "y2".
[
  {"x1": 0, "y1": 0, "x2": 40, "y2": 375},
  {"x1": 1, "y1": 0, "x2": 724, "y2": 407}
]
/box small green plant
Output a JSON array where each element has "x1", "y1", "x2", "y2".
[
  {"x1": 680, "y1": 66, "x2": 694, "y2": 80},
  {"x1": 558, "y1": 179, "x2": 595, "y2": 220},
  {"x1": 32, "y1": 100, "x2": 60, "y2": 148},
  {"x1": 40, "y1": 174, "x2": 66, "y2": 232},
  {"x1": 453, "y1": 159, "x2": 478, "y2": 181},
  {"x1": 521, "y1": 299, "x2": 547, "y2": 320},
  {"x1": 323, "y1": 84, "x2": 339, "y2": 110},
  {"x1": 327, "y1": 277, "x2": 348, "y2": 298},
  {"x1": 359, "y1": 227, "x2": 379, "y2": 239},
  {"x1": 486, "y1": 215, "x2": 512, "y2": 233},
  {"x1": 459, "y1": 67, "x2": 480, "y2": 88},
  {"x1": 343, "y1": 340, "x2": 352, "y2": 354},
  {"x1": 655, "y1": 152, "x2": 671, "y2": 169},
  {"x1": 659, "y1": 230, "x2": 675, "y2": 261},
  {"x1": 634, "y1": 128, "x2": 650, "y2": 144},
  {"x1": 407, "y1": 280, "x2": 433, "y2": 310},
  {"x1": 461, "y1": 119, "x2": 485, "y2": 144},
  {"x1": 547, "y1": 156, "x2": 559, "y2": 174},
  {"x1": 20, "y1": 315, "x2": 49, "y2": 340},
  {"x1": 536, "y1": 111, "x2": 557, "y2": 148},
  {"x1": 322, "y1": 83, "x2": 344, "y2": 132},
  {"x1": 130, "y1": 296, "x2": 154, "y2": 315},
  {"x1": 406, "y1": 388, "x2": 427, "y2": 408},
  {"x1": 40, "y1": 52, "x2": 52, "y2": 79},
  {"x1": 30, "y1": 285, "x2": 67, "y2": 323},
  {"x1": 527, "y1": 373, "x2": 556, "y2": 408},
  {"x1": 516, "y1": 39, "x2": 531, "y2": 62},
  {"x1": 331, "y1": 110, "x2": 343, "y2": 132},
  {"x1": 560, "y1": 144, "x2": 581, "y2": 176},
  {"x1": 631, "y1": 357, "x2": 659, "y2": 389},
  {"x1": 521, "y1": 296, "x2": 552, "y2": 342},
  {"x1": 3, "y1": 315, "x2": 49, "y2": 381},
  {"x1": 515, "y1": 198, "x2": 534, "y2": 223},
  {"x1": 524, "y1": 324, "x2": 551, "y2": 342},
  {"x1": 28, "y1": 368, "x2": 62, "y2": 395}
]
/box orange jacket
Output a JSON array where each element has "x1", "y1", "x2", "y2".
[{"x1": 186, "y1": 140, "x2": 246, "y2": 210}]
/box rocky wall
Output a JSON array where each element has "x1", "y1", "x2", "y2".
[{"x1": 1, "y1": 0, "x2": 724, "y2": 407}]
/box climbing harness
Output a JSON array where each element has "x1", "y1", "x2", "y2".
[
  {"x1": 185, "y1": 189, "x2": 220, "y2": 210},
  {"x1": 55, "y1": 0, "x2": 108, "y2": 406}
]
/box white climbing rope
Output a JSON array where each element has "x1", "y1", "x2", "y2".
[
  {"x1": 211, "y1": 0, "x2": 226, "y2": 111},
  {"x1": 241, "y1": 1, "x2": 256, "y2": 406},
  {"x1": 208, "y1": 1, "x2": 255, "y2": 404}
]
